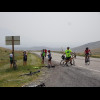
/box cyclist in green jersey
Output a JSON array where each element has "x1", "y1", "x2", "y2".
[
  {"x1": 64, "y1": 47, "x2": 73, "y2": 65},
  {"x1": 41, "y1": 49, "x2": 45, "y2": 64}
]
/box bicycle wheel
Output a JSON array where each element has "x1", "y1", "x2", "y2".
[
  {"x1": 67, "y1": 61, "x2": 71, "y2": 67},
  {"x1": 62, "y1": 61, "x2": 66, "y2": 67},
  {"x1": 72, "y1": 58, "x2": 75, "y2": 66},
  {"x1": 60, "y1": 60, "x2": 64, "y2": 65},
  {"x1": 87, "y1": 58, "x2": 90, "y2": 65},
  {"x1": 85, "y1": 58, "x2": 90, "y2": 65}
]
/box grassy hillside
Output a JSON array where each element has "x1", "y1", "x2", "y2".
[
  {"x1": 90, "y1": 48, "x2": 100, "y2": 58},
  {"x1": 72, "y1": 41, "x2": 100, "y2": 53},
  {"x1": 0, "y1": 47, "x2": 43, "y2": 87},
  {"x1": 76, "y1": 48, "x2": 100, "y2": 58}
]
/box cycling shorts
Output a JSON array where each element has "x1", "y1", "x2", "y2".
[
  {"x1": 10, "y1": 60, "x2": 13, "y2": 64},
  {"x1": 85, "y1": 53, "x2": 90, "y2": 56},
  {"x1": 65, "y1": 57, "x2": 71, "y2": 60}
]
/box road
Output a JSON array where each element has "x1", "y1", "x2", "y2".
[{"x1": 31, "y1": 52, "x2": 100, "y2": 87}]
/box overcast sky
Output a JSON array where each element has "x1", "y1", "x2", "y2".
[{"x1": 0, "y1": 12, "x2": 100, "y2": 49}]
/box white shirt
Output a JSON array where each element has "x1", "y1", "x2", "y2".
[{"x1": 10, "y1": 54, "x2": 13, "y2": 57}]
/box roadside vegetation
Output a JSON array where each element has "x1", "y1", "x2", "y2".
[
  {"x1": 0, "y1": 47, "x2": 43, "y2": 87},
  {"x1": 76, "y1": 48, "x2": 100, "y2": 58}
]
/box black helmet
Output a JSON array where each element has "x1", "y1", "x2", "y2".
[
  {"x1": 86, "y1": 47, "x2": 88, "y2": 50},
  {"x1": 67, "y1": 47, "x2": 70, "y2": 49}
]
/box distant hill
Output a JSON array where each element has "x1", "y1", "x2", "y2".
[
  {"x1": 91, "y1": 48, "x2": 100, "y2": 55},
  {"x1": 29, "y1": 46, "x2": 62, "y2": 51},
  {"x1": 14, "y1": 46, "x2": 63, "y2": 51},
  {"x1": 72, "y1": 41, "x2": 100, "y2": 53}
]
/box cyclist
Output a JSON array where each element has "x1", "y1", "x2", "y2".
[
  {"x1": 84, "y1": 47, "x2": 91, "y2": 63},
  {"x1": 64, "y1": 47, "x2": 73, "y2": 65},
  {"x1": 23, "y1": 51, "x2": 27, "y2": 66},
  {"x1": 41, "y1": 49, "x2": 45, "y2": 64},
  {"x1": 47, "y1": 50, "x2": 52, "y2": 67}
]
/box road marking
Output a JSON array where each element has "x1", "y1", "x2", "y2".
[{"x1": 77, "y1": 66, "x2": 100, "y2": 73}]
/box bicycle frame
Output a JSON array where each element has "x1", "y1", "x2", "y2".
[
  {"x1": 85, "y1": 54, "x2": 90, "y2": 65},
  {"x1": 61, "y1": 56, "x2": 75, "y2": 67}
]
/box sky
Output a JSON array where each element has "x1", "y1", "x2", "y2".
[{"x1": 0, "y1": 12, "x2": 100, "y2": 49}]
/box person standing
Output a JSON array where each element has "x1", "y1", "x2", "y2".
[
  {"x1": 64, "y1": 47, "x2": 73, "y2": 65},
  {"x1": 9, "y1": 52, "x2": 13, "y2": 68},
  {"x1": 47, "y1": 50, "x2": 52, "y2": 67},
  {"x1": 23, "y1": 51, "x2": 27, "y2": 66},
  {"x1": 41, "y1": 49, "x2": 45, "y2": 64}
]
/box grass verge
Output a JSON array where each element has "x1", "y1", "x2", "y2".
[{"x1": 0, "y1": 53, "x2": 43, "y2": 87}]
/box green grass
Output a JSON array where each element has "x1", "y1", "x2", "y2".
[
  {"x1": 0, "y1": 47, "x2": 44, "y2": 87},
  {"x1": 0, "y1": 47, "x2": 23, "y2": 66}
]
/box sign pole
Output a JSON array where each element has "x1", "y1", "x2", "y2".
[{"x1": 12, "y1": 36, "x2": 15, "y2": 68}]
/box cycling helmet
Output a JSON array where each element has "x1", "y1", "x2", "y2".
[
  {"x1": 48, "y1": 50, "x2": 50, "y2": 52},
  {"x1": 67, "y1": 47, "x2": 70, "y2": 49},
  {"x1": 86, "y1": 47, "x2": 88, "y2": 50}
]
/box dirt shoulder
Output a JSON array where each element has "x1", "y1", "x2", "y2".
[{"x1": 23, "y1": 52, "x2": 60, "y2": 87}]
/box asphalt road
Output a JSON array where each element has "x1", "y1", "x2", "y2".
[{"x1": 30, "y1": 52, "x2": 100, "y2": 87}]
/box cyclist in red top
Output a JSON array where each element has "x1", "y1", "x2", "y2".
[
  {"x1": 84, "y1": 47, "x2": 91, "y2": 63},
  {"x1": 45, "y1": 49, "x2": 47, "y2": 57}
]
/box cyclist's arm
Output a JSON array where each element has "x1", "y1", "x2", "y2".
[
  {"x1": 71, "y1": 52, "x2": 74, "y2": 57},
  {"x1": 90, "y1": 51, "x2": 92, "y2": 55},
  {"x1": 63, "y1": 52, "x2": 65, "y2": 55},
  {"x1": 84, "y1": 51, "x2": 86, "y2": 55}
]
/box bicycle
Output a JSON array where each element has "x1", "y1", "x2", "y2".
[
  {"x1": 13, "y1": 60, "x2": 17, "y2": 70},
  {"x1": 60, "y1": 55, "x2": 75, "y2": 67},
  {"x1": 85, "y1": 55, "x2": 90, "y2": 65},
  {"x1": 60, "y1": 55, "x2": 66, "y2": 65}
]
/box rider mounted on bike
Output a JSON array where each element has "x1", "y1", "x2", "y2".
[
  {"x1": 63, "y1": 47, "x2": 73, "y2": 65},
  {"x1": 84, "y1": 47, "x2": 91, "y2": 63}
]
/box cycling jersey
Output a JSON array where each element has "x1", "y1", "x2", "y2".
[
  {"x1": 65, "y1": 49, "x2": 72, "y2": 57},
  {"x1": 85, "y1": 49, "x2": 90, "y2": 54},
  {"x1": 42, "y1": 52, "x2": 45, "y2": 57}
]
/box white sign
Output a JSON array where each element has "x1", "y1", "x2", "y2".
[{"x1": 5, "y1": 36, "x2": 20, "y2": 45}]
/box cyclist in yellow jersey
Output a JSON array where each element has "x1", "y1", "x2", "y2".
[{"x1": 64, "y1": 47, "x2": 73, "y2": 65}]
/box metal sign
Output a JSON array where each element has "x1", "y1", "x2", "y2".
[{"x1": 5, "y1": 36, "x2": 20, "y2": 45}]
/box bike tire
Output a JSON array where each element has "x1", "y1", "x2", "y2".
[
  {"x1": 62, "y1": 61, "x2": 66, "y2": 67},
  {"x1": 72, "y1": 59, "x2": 75, "y2": 66},
  {"x1": 85, "y1": 58, "x2": 90, "y2": 65},
  {"x1": 60, "y1": 60, "x2": 64, "y2": 65}
]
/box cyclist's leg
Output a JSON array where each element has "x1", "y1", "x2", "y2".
[
  {"x1": 88, "y1": 54, "x2": 90, "y2": 61},
  {"x1": 65, "y1": 57, "x2": 69, "y2": 63},
  {"x1": 85, "y1": 54, "x2": 87, "y2": 63},
  {"x1": 88, "y1": 54, "x2": 90, "y2": 58},
  {"x1": 65, "y1": 57, "x2": 69, "y2": 66},
  {"x1": 66, "y1": 57, "x2": 72, "y2": 66},
  {"x1": 70, "y1": 57, "x2": 73, "y2": 65},
  {"x1": 68, "y1": 57, "x2": 72, "y2": 65}
]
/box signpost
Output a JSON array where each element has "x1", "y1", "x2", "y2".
[{"x1": 5, "y1": 36, "x2": 20, "y2": 69}]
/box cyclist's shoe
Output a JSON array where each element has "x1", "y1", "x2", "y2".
[
  {"x1": 66, "y1": 64, "x2": 68, "y2": 66},
  {"x1": 70, "y1": 62, "x2": 73, "y2": 65}
]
